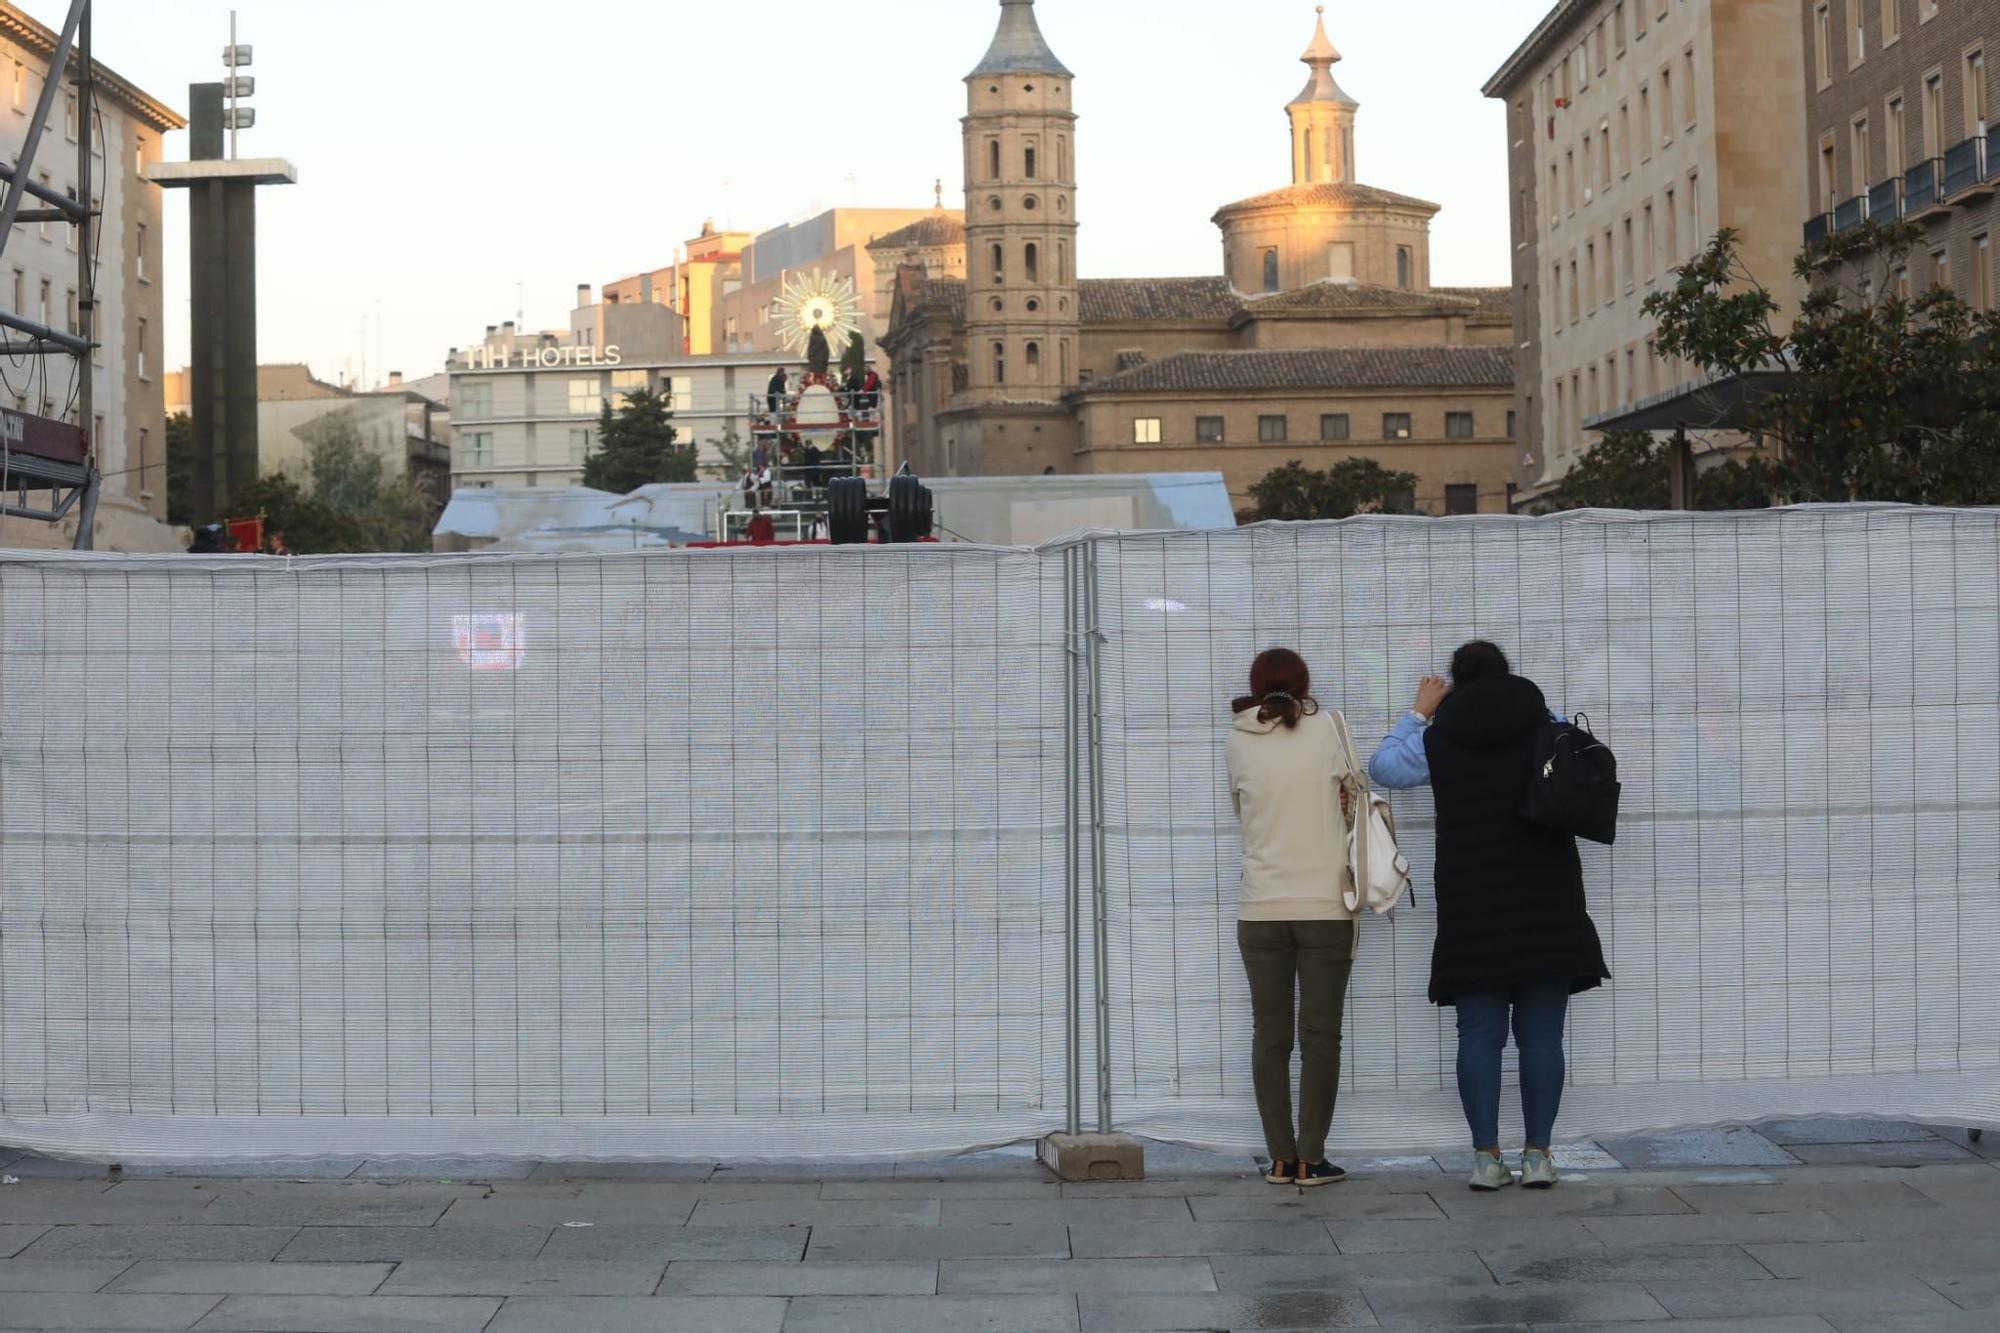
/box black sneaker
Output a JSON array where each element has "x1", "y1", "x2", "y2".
[
  {"x1": 1263, "y1": 1159, "x2": 1296, "y2": 1185},
  {"x1": 1297, "y1": 1160, "x2": 1347, "y2": 1188}
]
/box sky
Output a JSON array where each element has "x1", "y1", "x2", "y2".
[{"x1": 57, "y1": 0, "x2": 1554, "y2": 388}]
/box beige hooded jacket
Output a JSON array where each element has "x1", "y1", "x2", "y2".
[{"x1": 1226, "y1": 707, "x2": 1357, "y2": 922}]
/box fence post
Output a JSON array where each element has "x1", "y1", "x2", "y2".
[
  {"x1": 1085, "y1": 538, "x2": 1113, "y2": 1136},
  {"x1": 1063, "y1": 543, "x2": 1082, "y2": 1137}
]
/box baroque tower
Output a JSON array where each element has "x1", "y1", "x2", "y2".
[
  {"x1": 963, "y1": 0, "x2": 1080, "y2": 413},
  {"x1": 1289, "y1": 7, "x2": 1358, "y2": 186}
]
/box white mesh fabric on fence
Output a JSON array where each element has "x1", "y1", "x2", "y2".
[
  {"x1": 0, "y1": 546, "x2": 1073, "y2": 1161},
  {"x1": 1094, "y1": 509, "x2": 2000, "y2": 1151}
]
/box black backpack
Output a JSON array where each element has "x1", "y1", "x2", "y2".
[{"x1": 1519, "y1": 712, "x2": 1620, "y2": 845}]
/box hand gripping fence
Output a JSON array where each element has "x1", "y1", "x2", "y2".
[{"x1": 0, "y1": 506, "x2": 1996, "y2": 1163}]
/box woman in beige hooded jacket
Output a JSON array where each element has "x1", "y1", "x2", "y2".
[{"x1": 1226, "y1": 647, "x2": 1358, "y2": 1187}]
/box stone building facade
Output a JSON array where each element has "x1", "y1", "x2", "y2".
[
  {"x1": 883, "y1": 2, "x2": 1520, "y2": 512},
  {"x1": 1485, "y1": 0, "x2": 1809, "y2": 499},
  {"x1": 1802, "y1": 0, "x2": 2000, "y2": 310}
]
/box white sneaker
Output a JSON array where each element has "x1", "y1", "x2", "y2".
[
  {"x1": 1520, "y1": 1149, "x2": 1559, "y2": 1190},
  {"x1": 1468, "y1": 1152, "x2": 1516, "y2": 1191}
]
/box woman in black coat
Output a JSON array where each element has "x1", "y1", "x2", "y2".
[{"x1": 1370, "y1": 641, "x2": 1609, "y2": 1192}]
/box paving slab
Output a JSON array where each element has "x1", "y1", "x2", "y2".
[
  {"x1": 1185, "y1": 1191, "x2": 1446, "y2": 1223},
  {"x1": 487, "y1": 1295, "x2": 789, "y2": 1331},
  {"x1": 1925, "y1": 1274, "x2": 2000, "y2": 1309},
  {"x1": 0, "y1": 1183, "x2": 216, "y2": 1225},
  {"x1": 352, "y1": 1157, "x2": 541, "y2": 1181},
  {"x1": 1668, "y1": 1181, "x2": 1936, "y2": 1213},
  {"x1": 1361, "y1": 1278, "x2": 1670, "y2": 1326},
  {"x1": 1330, "y1": 1154, "x2": 1450, "y2": 1179},
  {"x1": 1782, "y1": 1141, "x2": 1979, "y2": 1166},
  {"x1": 1128, "y1": 1141, "x2": 1263, "y2": 1178},
  {"x1": 1427, "y1": 1186, "x2": 1692, "y2": 1221},
  {"x1": 1928, "y1": 1126, "x2": 2000, "y2": 1161},
  {"x1": 784, "y1": 1293, "x2": 1080, "y2": 1332},
  {"x1": 657, "y1": 1259, "x2": 938, "y2": 1296},
  {"x1": 1550, "y1": 1143, "x2": 1628, "y2": 1172},
  {"x1": 0, "y1": 1155, "x2": 117, "y2": 1180},
  {"x1": 1326, "y1": 1218, "x2": 1605, "y2": 1256},
  {"x1": 689, "y1": 1198, "x2": 940, "y2": 1227},
  {"x1": 0, "y1": 1258, "x2": 133, "y2": 1291},
  {"x1": 1581, "y1": 1210, "x2": 1858, "y2": 1247},
  {"x1": 820, "y1": 1179, "x2": 1058, "y2": 1200},
  {"x1": 1068, "y1": 1220, "x2": 1335, "y2": 1258},
  {"x1": 1598, "y1": 1128, "x2": 1799, "y2": 1170},
  {"x1": 191, "y1": 1293, "x2": 502, "y2": 1331},
  {"x1": 939, "y1": 1258, "x2": 1218, "y2": 1294},
  {"x1": 1209, "y1": 1250, "x2": 1496, "y2": 1290},
  {"x1": 942, "y1": 1198, "x2": 1195, "y2": 1226},
  {"x1": 1481, "y1": 1243, "x2": 1769, "y2": 1284},
  {"x1": 378, "y1": 1259, "x2": 664, "y2": 1296},
  {"x1": 436, "y1": 1182, "x2": 700, "y2": 1226},
  {"x1": 197, "y1": 1182, "x2": 466, "y2": 1227},
  {"x1": 21, "y1": 1224, "x2": 298, "y2": 1261},
  {"x1": 528, "y1": 1161, "x2": 717, "y2": 1182},
  {"x1": 1077, "y1": 1288, "x2": 1374, "y2": 1329},
  {"x1": 1821, "y1": 1200, "x2": 2000, "y2": 1239},
  {"x1": 0, "y1": 1291, "x2": 223, "y2": 1330},
  {"x1": 1756, "y1": 1119, "x2": 1941, "y2": 1145},
  {"x1": 1536, "y1": 1319, "x2": 1832, "y2": 1333},
  {"x1": 275, "y1": 1224, "x2": 553, "y2": 1263},
  {"x1": 894, "y1": 1149, "x2": 1049, "y2": 1181},
  {"x1": 0, "y1": 1223, "x2": 48, "y2": 1258},
  {"x1": 1821, "y1": 1313, "x2": 2000, "y2": 1333},
  {"x1": 805, "y1": 1224, "x2": 1070, "y2": 1262},
  {"x1": 710, "y1": 1160, "x2": 901, "y2": 1182},
  {"x1": 121, "y1": 1159, "x2": 365, "y2": 1180},
  {"x1": 1641, "y1": 1276, "x2": 1960, "y2": 1318},
  {"x1": 107, "y1": 1261, "x2": 394, "y2": 1295},
  {"x1": 541, "y1": 1223, "x2": 809, "y2": 1263},
  {"x1": 1058, "y1": 1177, "x2": 1299, "y2": 1200},
  {"x1": 1746, "y1": 1236, "x2": 2000, "y2": 1280}
]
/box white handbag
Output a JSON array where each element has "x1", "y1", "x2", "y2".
[{"x1": 1331, "y1": 711, "x2": 1413, "y2": 916}]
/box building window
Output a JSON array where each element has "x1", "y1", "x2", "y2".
[
  {"x1": 1968, "y1": 49, "x2": 1988, "y2": 139},
  {"x1": 1978, "y1": 234, "x2": 1993, "y2": 310},
  {"x1": 1262, "y1": 249, "x2": 1280, "y2": 293},
  {"x1": 37, "y1": 278, "x2": 49, "y2": 325},
  {"x1": 568, "y1": 377, "x2": 600, "y2": 415},
  {"x1": 1507, "y1": 410, "x2": 1517, "y2": 438},
  {"x1": 1851, "y1": 116, "x2": 1871, "y2": 195},
  {"x1": 1925, "y1": 71, "x2": 1945, "y2": 157},
  {"x1": 568, "y1": 428, "x2": 596, "y2": 463},
  {"x1": 1195, "y1": 416, "x2": 1225, "y2": 443},
  {"x1": 1888, "y1": 95, "x2": 1906, "y2": 170},
  {"x1": 1133, "y1": 417, "x2": 1163, "y2": 445},
  {"x1": 135, "y1": 315, "x2": 147, "y2": 378},
  {"x1": 1814, "y1": 4, "x2": 1831, "y2": 89},
  {"x1": 1659, "y1": 64, "x2": 1675, "y2": 142},
  {"x1": 65, "y1": 287, "x2": 76, "y2": 333},
  {"x1": 1639, "y1": 83, "x2": 1653, "y2": 160},
  {"x1": 1025, "y1": 341, "x2": 1040, "y2": 371},
  {"x1": 1396, "y1": 246, "x2": 1412, "y2": 289},
  {"x1": 1024, "y1": 242, "x2": 1039, "y2": 282},
  {"x1": 988, "y1": 140, "x2": 1000, "y2": 180},
  {"x1": 1445, "y1": 412, "x2": 1475, "y2": 439},
  {"x1": 1819, "y1": 135, "x2": 1838, "y2": 211},
  {"x1": 993, "y1": 341, "x2": 1006, "y2": 385},
  {"x1": 1025, "y1": 145, "x2": 1038, "y2": 179},
  {"x1": 1258, "y1": 415, "x2": 1288, "y2": 443},
  {"x1": 1383, "y1": 413, "x2": 1412, "y2": 440},
  {"x1": 610, "y1": 368, "x2": 647, "y2": 410},
  {"x1": 1319, "y1": 413, "x2": 1350, "y2": 441},
  {"x1": 459, "y1": 382, "x2": 493, "y2": 417},
  {"x1": 1613, "y1": 1, "x2": 1627, "y2": 53},
  {"x1": 1060, "y1": 339, "x2": 1070, "y2": 381},
  {"x1": 991, "y1": 243, "x2": 1004, "y2": 283},
  {"x1": 464, "y1": 433, "x2": 495, "y2": 466},
  {"x1": 1664, "y1": 186, "x2": 1679, "y2": 262},
  {"x1": 1446, "y1": 484, "x2": 1479, "y2": 516},
  {"x1": 36, "y1": 173, "x2": 49, "y2": 240},
  {"x1": 136, "y1": 222, "x2": 147, "y2": 280},
  {"x1": 1885, "y1": 0, "x2": 1902, "y2": 45},
  {"x1": 134, "y1": 134, "x2": 146, "y2": 176},
  {"x1": 63, "y1": 90, "x2": 75, "y2": 141},
  {"x1": 1849, "y1": 5, "x2": 1865, "y2": 69},
  {"x1": 10, "y1": 62, "x2": 22, "y2": 111},
  {"x1": 1921, "y1": 0, "x2": 1938, "y2": 21}
]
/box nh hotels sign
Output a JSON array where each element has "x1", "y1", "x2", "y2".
[{"x1": 462, "y1": 345, "x2": 625, "y2": 371}]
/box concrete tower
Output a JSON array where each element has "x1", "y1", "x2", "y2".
[
  {"x1": 962, "y1": 0, "x2": 1080, "y2": 422},
  {"x1": 1289, "y1": 7, "x2": 1359, "y2": 186}
]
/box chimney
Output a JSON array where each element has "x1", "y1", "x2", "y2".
[
  {"x1": 388, "y1": 371, "x2": 403, "y2": 386},
  {"x1": 577, "y1": 283, "x2": 592, "y2": 307},
  {"x1": 485, "y1": 325, "x2": 497, "y2": 336},
  {"x1": 503, "y1": 321, "x2": 516, "y2": 335}
]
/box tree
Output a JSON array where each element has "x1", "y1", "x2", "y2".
[
  {"x1": 224, "y1": 474, "x2": 362, "y2": 553},
  {"x1": 220, "y1": 413, "x2": 433, "y2": 554},
  {"x1": 1545, "y1": 431, "x2": 1777, "y2": 512},
  {"x1": 164, "y1": 411, "x2": 194, "y2": 526},
  {"x1": 701, "y1": 425, "x2": 750, "y2": 482},
  {"x1": 1642, "y1": 222, "x2": 2000, "y2": 505},
  {"x1": 579, "y1": 386, "x2": 698, "y2": 495},
  {"x1": 1247, "y1": 458, "x2": 1418, "y2": 522},
  {"x1": 841, "y1": 332, "x2": 867, "y2": 381}
]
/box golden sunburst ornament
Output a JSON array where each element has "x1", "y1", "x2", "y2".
[{"x1": 775, "y1": 269, "x2": 863, "y2": 357}]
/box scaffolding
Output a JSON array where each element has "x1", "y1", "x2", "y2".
[{"x1": 0, "y1": 0, "x2": 99, "y2": 548}]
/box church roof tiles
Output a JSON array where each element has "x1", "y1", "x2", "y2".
[
  {"x1": 1075, "y1": 346, "x2": 1514, "y2": 396},
  {"x1": 869, "y1": 216, "x2": 969, "y2": 251},
  {"x1": 1213, "y1": 181, "x2": 1440, "y2": 218}
]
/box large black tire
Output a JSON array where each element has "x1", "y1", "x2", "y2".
[
  {"x1": 828, "y1": 477, "x2": 869, "y2": 545},
  {"x1": 887, "y1": 473, "x2": 923, "y2": 544}
]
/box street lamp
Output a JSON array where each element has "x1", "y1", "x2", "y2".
[{"x1": 223, "y1": 10, "x2": 254, "y2": 158}]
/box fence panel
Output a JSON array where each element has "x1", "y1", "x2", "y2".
[
  {"x1": 1092, "y1": 510, "x2": 2000, "y2": 1151},
  {"x1": 0, "y1": 545, "x2": 1073, "y2": 1161}
]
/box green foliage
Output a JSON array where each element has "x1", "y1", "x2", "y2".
[
  {"x1": 164, "y1": 411, "x2": 194, "y2": 526},
  {"x1": 1641, "y1": 224, "x2": 2000, "y2": 505},
  {"x1": 223, "y1": 413, "x2": 434, "y2": 553},
  {"x1": 1545, "y1": 431, "x2": 1778, "y2": 512},
  {"x1": 841, "y1": 332, "x2": 867, "y2": 379},
  {"x1": 701, "y1": 425, "x2": 750, "y2": 481},
  {"x1": 1247, "y1": 458, "x2": 1419, "y2": 522},
  {"x1": 579, "y1": 386, "x2": 698, "y2": 494}
]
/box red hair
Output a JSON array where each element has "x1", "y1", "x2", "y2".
[{"x1": 1231, "y1": 647, "x2": 1319, "y2": 729}]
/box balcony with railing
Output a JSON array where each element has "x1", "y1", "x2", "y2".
[
  {"x1": 1803, "y1": 211, "x2": 1833, "y2": 250},
  {"x1": 1833, "y1": 194, "x2": 1867, "y2": 234},
  {"x1": 1945, "y1": 137, "x2": 1989, "y2": 200},
  {"x1": 1903, "y1": 157, "x2": 1946, "y2": 216},
  {"x1": 1867, "y1": 176, "x2": 1903, "y2": 225}
]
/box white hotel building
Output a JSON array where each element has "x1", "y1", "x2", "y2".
[{"x1": 447, "y1": 285, "x2": 871, "y2": 491}]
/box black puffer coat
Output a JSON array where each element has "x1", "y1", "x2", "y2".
[{"x1": 1421, "y1": 673, "x2": 1611, "y2": 1006}]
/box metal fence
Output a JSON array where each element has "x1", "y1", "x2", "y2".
[{"x1": 1, "y1": 507, "x2": 1997, "y2": 1162}]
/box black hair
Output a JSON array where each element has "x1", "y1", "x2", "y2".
[{"x1": 1450, "y1": 640, "x2": 1510, "y2": 684}]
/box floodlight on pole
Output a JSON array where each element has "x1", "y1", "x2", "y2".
[{"x1": 223, "y1": 10, "x2": 254, "y2": 159}]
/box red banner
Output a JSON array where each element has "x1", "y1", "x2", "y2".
[{"x1": 226, "y1": 517, "x2": 264, "y2": 554}]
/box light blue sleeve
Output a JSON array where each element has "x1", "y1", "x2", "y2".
[{"x1": 1368, "y1": 713, "x2": 1432, "y2": 790}]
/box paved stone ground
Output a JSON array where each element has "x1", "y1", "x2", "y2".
[{"x1": 0, "y1": 1119, "x2": 1995, "y2": 1331}]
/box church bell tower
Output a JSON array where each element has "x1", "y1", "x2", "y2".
[
  {"x1": 963, "y1": 0, "x2": 1081, "y2": 407},
  {"x1": 1289, "y1": 6, "x2": 1359, "y2": 186}
]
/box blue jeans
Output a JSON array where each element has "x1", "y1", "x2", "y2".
[{"x1": 1455, "y1": 980, "x2": 1571, "y2": 1150}]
